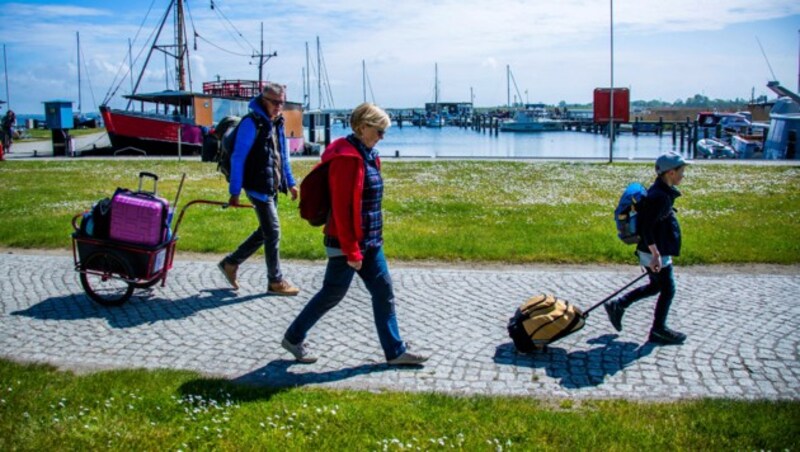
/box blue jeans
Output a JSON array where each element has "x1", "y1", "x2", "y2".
[
  {"x1": 619, "y1": 264, "x2": 676, "y2": 331},
  {"x1": 224, "y1": 194, "x2": 282, "y2": 284},
  {"x1": 284, "y1": 246, "x2": 407, "y2": 360}
]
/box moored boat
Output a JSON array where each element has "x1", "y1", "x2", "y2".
[
  {"x1": 500, "y1": 109, "x2": 563, "y2": 132},
  {"x1": 730, "y1": 134, "x2": 763, "y2": 159},
  {"x1": 763, "y1": 81, "x2": 800, "y2": 160},
  {"x1": 696, "y1": 138, "x2": 737, "y2": 159},
  {"x1": 99, "y1": 1, "x2": 302, "y2": 156}
]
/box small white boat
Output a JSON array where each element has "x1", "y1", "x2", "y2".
[{"x1": 697, "y1": 138, "x2": 737, "y2": 159}]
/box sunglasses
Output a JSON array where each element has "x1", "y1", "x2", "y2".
[
  {"x1": 264, "y1": 97, "x2": 285, "y2": 107},
  {"x1": 374, "y1": 126, "x2": 385, "y2": 137}
]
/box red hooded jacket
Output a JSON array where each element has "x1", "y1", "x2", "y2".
[{"x1": 320, "y1": 137, "x2": 381, "y2": 262}]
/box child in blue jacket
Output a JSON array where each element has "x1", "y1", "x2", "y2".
[{"x1": 605, "y1": 152, "x2": 689, "y2": 345}]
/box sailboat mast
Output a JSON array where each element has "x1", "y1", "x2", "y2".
[
  {"x1": 3, "y1": 44, "x2": 8, "y2": 109},
  {"x1": 305, "y1": 41, "x2": 310, "y2": 109},
  {"x1": 176, "y1": 0, "x2": 186, "y2": 91},
  {"x1": 362, "y1": 60, "x2": 366, "y2": 103},
  {"x1": 126, "y1": 0, "x2": 174, "y2": 109},
  {"x1": 506, "y1": 65, "x2": 510, "y2": 107},
  {"x1": 434, "y1": 63, "x2": 439, "y2": 108},
  {"x1": 128, "y1": 38, "x2": 134, "y2": 94},
  {"x1": 77, "y1": 31, "x2": 82, "y2": 114},
  {"x1": 317, "y1": 36, "x2": 321, "y2": 110}
]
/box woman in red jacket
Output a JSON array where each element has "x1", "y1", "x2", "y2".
[{"x1": 282, "y1": 103, "x2": 428, "y2": 366}]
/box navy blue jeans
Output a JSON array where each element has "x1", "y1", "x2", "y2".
[
  {"x1": 284, "y1": 246, "x2": 407, "y2": 361},
  {"x1": 224, "y1": 194, "x2": 282, "y2": 284},
  {"x1": 619, "y1": 264, "x2": 676, "y2": 331}
]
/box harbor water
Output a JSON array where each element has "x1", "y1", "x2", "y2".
[{"x1": 329, "y1": 125, "x2": 687, "y2": 160}]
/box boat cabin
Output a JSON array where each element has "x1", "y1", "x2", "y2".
[{"x1": 125, "y1": 90, "x2": 216, "y2": 127}]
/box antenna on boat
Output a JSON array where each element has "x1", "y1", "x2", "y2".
[{"x1": 756, "y1": 36, "x2": 778, "y2": 81}]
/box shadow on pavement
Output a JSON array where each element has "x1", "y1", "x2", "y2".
[
  {"x1": 11, "y1": 288, "x2": 264, "y2": 328},
  {"x1": 493, "y1": 334, "x2": 655, "y2": 389},
  {"x1": 176, "y1": 359, "x2": 397, "y2": 399},
  {"x1": 231, "y1": 359, "x2": 395, "y2": 388}
]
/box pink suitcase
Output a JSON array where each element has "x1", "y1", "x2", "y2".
[{"x1": 109, "y1": 172, "x2": 170, "y2": 246}]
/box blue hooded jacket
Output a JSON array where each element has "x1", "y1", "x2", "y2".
[{"x1": 229, "y1": 96, "x2": 296, "y2": 201}]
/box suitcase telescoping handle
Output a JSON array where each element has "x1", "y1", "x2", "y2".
[
  {"x1": 138, "y1": 171, "x2": 159, "y2": 196},
  {"x1": 582, "y1": 271, "x2": 649, "y2": 318}
]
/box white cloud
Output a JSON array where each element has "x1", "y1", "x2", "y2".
[{"x1": 6, "y1": 2, "x2": 111, "y2": 18}]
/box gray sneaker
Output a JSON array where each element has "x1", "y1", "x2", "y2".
[
  {"x1": 387, "y1": 351, "x2": 429, "y2": 366},
  {"x1": 281, "y1": 337, "x2": 318, "y2": 363}
]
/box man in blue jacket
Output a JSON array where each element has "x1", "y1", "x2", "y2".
[
  {"x1": 605, "y1": 152, "x2": 689, "y2": 345},
  {"x1": 218, "y1": 83, "x2": 300, "y2": 296}
]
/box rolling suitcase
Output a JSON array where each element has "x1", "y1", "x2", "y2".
[
  {"x1": 109, "y1": 172, "x2": 170, "y2": 246},
  {"x1": 508, "y1": 272, "x2": 648, "y2": 353}
]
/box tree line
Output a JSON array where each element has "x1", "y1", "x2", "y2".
[{"x1": 559, "y1": 94, "x2": 767, "y2": 110}]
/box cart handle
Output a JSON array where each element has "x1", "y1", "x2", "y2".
[
  {"x1": 72, "y1": 211, "x2": 89, "y2": 232},
  {"x1": 172, "y1": 199, "x2": 253, "y2": 237}
]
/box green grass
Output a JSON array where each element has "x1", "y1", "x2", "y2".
[
  {"x1": 18, "y1": 127, "x2": 105, "y2": 141},
  {"x1": 1, "y1": 359, "x2": 797, "y2": 450},
  {"x1": 0, "y1": 159, "x2": 798, "y2": 264}
]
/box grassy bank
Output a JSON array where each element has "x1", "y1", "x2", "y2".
[
  {"x1": 1, "y1": 359, "x2": 797, "y2": 450},
  {"x1": 0, "y1": 159, "x2": 798, "y2": 264},
  {"x1": 18, "y1": 127, "x2": 105, "y2": 141}
]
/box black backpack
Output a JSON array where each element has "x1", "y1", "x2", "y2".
[
  {"x1": 216, "y1": 114, "x2": 265, "y2": 182},
  {"x1": 79, "y1": 197, "x2": 112, "y2": 239}
]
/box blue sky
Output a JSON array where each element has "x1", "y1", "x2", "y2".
[{"x1": 0, "y1": 0, "x2": 798, "y2": 114}]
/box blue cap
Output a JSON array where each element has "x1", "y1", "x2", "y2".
[{"x1": 655, "y1": 152, "x2": 689, "y2": 175}]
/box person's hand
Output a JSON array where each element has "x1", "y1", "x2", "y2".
[
  {"x1": 347, "y1": 260, "x2": 362, "y2": 271},
  {"x1": 228, "y1": 194, "x2": 240, "y2": 207},
  {"x1": 289, "y1": 186, "x2": 299, "y2": 201},
  {"x1": 649, "y1": 253, "x2": 661, "y2": 273}
]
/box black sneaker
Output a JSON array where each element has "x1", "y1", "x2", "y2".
[
  {"x1": 603, "y1": 299, "x2": 625, "y2": 332},
  {"x1": 648, "y1": 327, "x2": 687, "y2": 345}
]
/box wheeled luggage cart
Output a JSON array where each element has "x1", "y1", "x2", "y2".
[{"x1": 72, "y1": 199, "x2": 250, "y2": 306}]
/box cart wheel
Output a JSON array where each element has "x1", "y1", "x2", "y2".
[
  {"x1": 79, "y1": 251, "x2": 135, "y2": 306},
  {"x1": 131, "y1": 277, "x2": 162, "y2": 289}
]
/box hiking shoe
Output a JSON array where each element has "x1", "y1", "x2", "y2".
[
  {"x1": 217, "y1": 260, "x2": 239, "y2": 290},
  {"x1": 387, "y1": 351, "x2": 429, "y2": 366},
  {"x1": 281, "y1": 337, "x2": 317, "y2": 363},
  {"x1": 268, "y1": 280, "x2": 300, "y2": 296},
  {"x1": 648, "y1": 327, "x2": 687, "y2": 345},
  {"x1": 604, "y1": 299, "x2": 625, "y2": 332}
]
